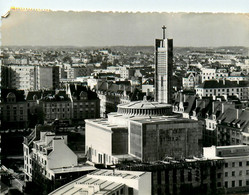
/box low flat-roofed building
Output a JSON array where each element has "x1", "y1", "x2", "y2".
[{"x1": 49, "y1": 169, "x2": 151, "y2": 195}]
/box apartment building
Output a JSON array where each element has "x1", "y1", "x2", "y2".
[
  {"x1": 204, "y1": 145, "x2": 249, "y2": 193},
  {"x1": 216, "y1": 108, "x2": 249, "y2": 146},
  {"x1": 0, "y1": 88, "x2": 28, "y2": 129},
  {"x1": 1, "y1": 65, "x2": 59, "y2": 91},
  {"x1": 23, "y1": 128, "x2": 96, "y2": 194},
  {"x1": 196, "y1": 80, "x2": 249, "y2": 100}
]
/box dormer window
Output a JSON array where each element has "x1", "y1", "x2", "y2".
[
  {"x1": 33, "y1": 95, "x2": 38, "y2": 101},
  {"x1": 80, "y1": 91, "x2": 88, "y2": 100},
  {"x1": 6, "y1": 92, "x2": 16, "y2": 103}
]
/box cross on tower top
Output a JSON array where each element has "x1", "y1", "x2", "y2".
[{"x1": 162, "y1": 25, "x2": 166, "y2": 39}]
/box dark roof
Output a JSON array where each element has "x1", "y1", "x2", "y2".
[
  {"x1": 97, "y1": 82, "x2": 131, "y2": 94},
  {"x1": 69, "y1": 84, "x2": 98, "y2": 100},
  {"x1": 26, "y1": 91, "x2": 42, "y2": 100},
  {"x1": 217, "y1": 108, "x2": 249, "y2": 131},
  {"x1": 41, "y1": 90, "x2": 70, "y2": 101},
  {"x1": 129, "y1": 88, "x2": 145, "y2": 101},
  {"x1": 184, "y1": 95, "x2": 197, "y2": 114},
  {"x1": 142, "y1": 78, "x2": 154, "y2": 85},
  {"x1": 197, "y1": 80, "x2": 249, "y2": 89},
  {"x1": 1, "y1": 88, "x2": 25, "y2": 102},
  {"x1": 193, "y1": 98, "x2": 212, "y2": 119},
  {"x1": 114, "y1": 81, "x2": 131, "y2": 86}
]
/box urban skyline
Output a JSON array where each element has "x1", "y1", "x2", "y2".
[{"x1": 1, "y1": 6, "x2": 249, "y2": 194}]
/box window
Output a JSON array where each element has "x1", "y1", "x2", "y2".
[
  {"x1": 232, "y1": 181, "x2": 235, "y2": 187},
  {"x1": 247, "y1": 161, "x2": 249, "y2": 166},
  {"x1": 225, "y1": 181, "x2": 228, "y2": 188},
  {"x1": 246, "y1": 170, "x2": 249, "y2": 175},
  {"x1": 239, "y1": 180, "x2": 242, "y2": 186},
  {"x1": 232, "y1": 162, "x2": 235, "y2": 167},
  {"x1": 232, "y1": 171, "x2": 235, "y2": 176},
  {"x1": 225, "y1": 163, "x2": 228, "y2": 168},
  {"x1": 225, "y1": 172, "x2": 228, "y2": 177},
  {"x1": 128, "y1": 188, "x2": 133, "y2": 195}
]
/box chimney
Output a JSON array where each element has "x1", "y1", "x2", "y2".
[
  {"x1": 146, "y1": 88, "x2": 150, "y2": 96},
  {"x1": 221, "y1": 103, "x2": 225, "y2": 113},
  {"x1": 123, "y1": 86, "x2": 127, "y2": 96},
  {"x1": 179, "y1": 92, "x2": 183, "y2": 102},
  {"x1": 183, "y1": 94, "x2": 187, "y2": 102},
  {"x1": 236, "y1": 109, "x2": 239, "y2": 119},
  {"x1": 106, "y1": 82, "x2": 109, "y2": 90},
  {"x1": 223, "y1": 95, "x2": 227, "y2": 101}
]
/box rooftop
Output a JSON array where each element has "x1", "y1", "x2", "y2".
[
  {"x1": 197, "y1": 80, "x2": 249, "y2": 89},
  {"x1": 89, "y1": 169, "x2": 146, "y2": 179},
  {"x1": 51, "y1": 164, "x2": 96, "y2": 174},
  {"x1": 130, "y1": 115, "x2": 196, "y2": 125},
  {"x1": 49, "y1": 169, "x2": 146, "y2": 195},
  {"x1": 85, "y1": 118, "x2": 127, "y2": 131},
  {"x1": 118, "y1": 100, "x2": 171, "y2": 110}
]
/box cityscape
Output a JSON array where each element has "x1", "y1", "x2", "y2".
[{"x1": 1, "y1": 8, "x2": 249, "y2": 195}]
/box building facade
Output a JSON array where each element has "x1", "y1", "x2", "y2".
[
  {"x1": 23, "y1": 128, "x2": 96, "y2": 194},
  {"x1": 0, "y1": 89, "x2": 28, "y2": 129},
  {"x1": 85, "y1": 99, "x2": 203, "y2": 165},
  {"x1": 196, "y1": 80, "x2": 249, "y2": 100},
  {"x1": 1, "y1": 65, "x2": 59, "y2": 91},
  {"x1": 204, "y1": 145, "x2": 249, "y2": 194}
]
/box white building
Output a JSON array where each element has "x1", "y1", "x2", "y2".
[
  {"x1": 23, "y1": 129, "x2": 96, "y2": 182},
  {"x1": 203, "y1": 145, "x2": 249, "y2": 192},
  {"x1": 201, "y1": 68, "x2": 229, "y2": 82},
  {"x1": 182, "y1": 72, "x2": 200, "y2": 89},
  {"x1": 49, "y1": 169, "x2": 151, "y2": 195},
  {"x1": 85, "y1": 99, "x2": 202, "y2": 165}
]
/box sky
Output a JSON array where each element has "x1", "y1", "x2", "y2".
[
  {"x1": 0, "y1": 0, "x2": 249, "y2": 15},
  {"x1": 1, "y1": 0, "x2": 249, "y2": 47}
]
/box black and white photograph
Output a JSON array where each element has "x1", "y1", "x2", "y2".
[{"x1": 0, "y1": 0, "x2": 249, "y2": 194}]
